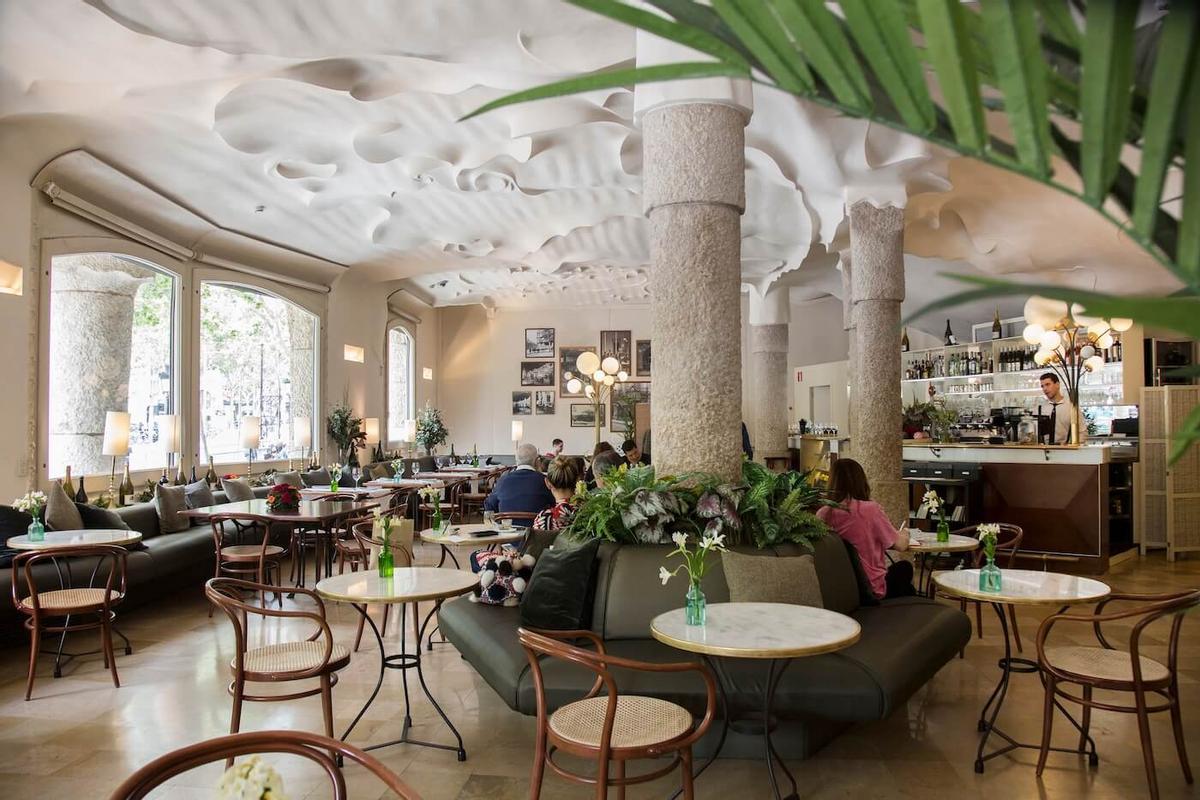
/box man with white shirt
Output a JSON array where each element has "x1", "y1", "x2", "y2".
[
  {"x1": 1036, "y1": 373, "x2": 1081, "y2": 445},
  {"x1": 483, "y1": 442, "x2": 555, "y2": 526}
]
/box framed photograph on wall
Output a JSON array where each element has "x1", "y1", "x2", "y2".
[
  {"x1": 535, "y1": 390, "x2": 556, "y2": 415},
  {"x1": 520, "y1": 360, "x2": 555, "y2": 387},
  {"x1": 600, "y1": 330, "x2": 632, "y2": 373},
  {"x1": 636, "y1": 339, "x2": 651, "y2": 376},
  {"x1": 559, "y1": 345, "x2": 591, "y2": 397},
  {"x1": 512, "y1": 391, "x2": 533, "y2": 416},
  {"x1": 611, "y1": 382, "x2": 651, "y2": 434},
  {"x1": 570, "y1": 403, "x2": 604, "y2": 428},
  {"x1": 525, "y1": 327, "x2": 555, "y2": 359}
]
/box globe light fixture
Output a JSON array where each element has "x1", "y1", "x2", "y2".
[
  {"x1": 1022, "y1": 323, "x2": 1045, "y2": 345},
  {"x1": 572, "y1": 349, "x2": 627, "y2": 444}
]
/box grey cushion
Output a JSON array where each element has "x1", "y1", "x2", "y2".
[
  {"x1": 791, "y1": 534, "x2": 859, "y2": 616},
  {"x1": 300, "y1": 468, "x2": 330, "y2": 487},
  {"x1": 115, "y1": 502, "x2": 163, "y2": 538},
  {"x1": 184, "y1": 479, "x2": 214, "y2": 509},
  {"x1": 274, "y1": 471, "x2": 303, "y2": 488},
  {"x1": 221, "y1": 478, "x2": 254, "y2": 502},
  {"x1": 44, "y1": 480, "x2": 83, "y2": 531},
  {"x1": 142, "y1": 529, "x2": 215, "y2": 575},
  {"x1": 722, "y1": 551, "x2": 823, "y2": 608},
  {"x1": 153, "y1": 484, "x2": 190, "y2": 534}
]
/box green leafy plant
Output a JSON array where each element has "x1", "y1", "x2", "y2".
[
  {"x1": 927, "y1": 399, "x2": 959, "y2": 443},
  {"x1": 415, "y1": 402, "x2": 450, "y2": 456},
  {"x1": 735, "y1": 461, "x2": 828, "y2": 549},
  {"x1": 566, "y1": 464, "x2": 690, "y2": 543},
  {"x1": 326, "y1": 403, "x2": 365, "y2": 465},
  {"x1": 902, "y1": 399, "x2": 935, "y2": 436},
  {"x1": 463, "y1": 0, "x2": 1200, "y2": 460}
]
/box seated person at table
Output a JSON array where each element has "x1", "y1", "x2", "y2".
[
  {"x1": 544, "y1": 438, "x2": 564, "y2": 460},
  {"x1": 589, "y1": 449, "x2": 626, "y2": 489},
  {"x1": 620, "y1": 438, "x2": 650, "y2": 467},
  {"x1": 816, "y1": 458, "x2": 914, "y2": 599},
  {"x1": 483, "y1": 443, "x2": 554, "y2": 526},
  {"x1": 584, "y1": 441, "x2": 616, "y2": 489}
]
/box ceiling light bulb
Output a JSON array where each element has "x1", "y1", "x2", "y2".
[
  {"x1": 576, "y1": 351, "x2": 600, "y2": 375},
  {"x1": 584, "y1": 385, "x2": 595, "y2": 397},
  {"x1": 566, "y1": 378, "x2": 582, "y2": 394},
  {"x1": 1039, "y1": 330, "x2": 1061, "y2": 351},
  {"x1": 1095, "y1": 333, "x2": 1114, "y2": 350},
  {"x1": 1024, "y1": 296, "x2": 1068, "y2": 327},
  {"x1": 563, "y1": 370, "x2": 573, "y2": 382},
  {"x1": 1080, "y1": 345, "x2": 1096, "y2": 359},
  {"x1": 1022, "y1": 324, "x2": 1045, "y2": 345},
  {"x1": 1071, "y1": 303, "x2": 1100, "y2": 326},
  {"x1": 1034, "y1": 350, "x2": 1052, "y2": 366},
  {"x1": 1110, "y1": 318, "x2": 1133, "y2": 332}
]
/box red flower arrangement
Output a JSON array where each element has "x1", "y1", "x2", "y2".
[{"x1": 265, "y1": 482, "x2": 301, "y2": 512}]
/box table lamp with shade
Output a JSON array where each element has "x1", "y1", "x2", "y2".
[
  {"x1": 102, "y1": 411, "x2": 131, "y2": 501},
  {"x1": 511, "y1": 420, "x2": 524, "y2": 458},
  {"x1": 293, "y1": 416, "x2": 312, "y2": 470},
  {"x1": 401, "y1": 418, "x2": 417, "y2": 458},
  {"x1": 364, "y1": 417, "x2": 381, "y2": 462},
  {"x1": 240, "y1": 415, "x2": 261, "y2": 478},
  {"x1": 156, "y1": 413, "x2": 182, "y2": 484}
]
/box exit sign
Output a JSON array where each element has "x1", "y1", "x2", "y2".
[{"x1": 795, "y1": 369, "x2": 803, "y2": 383}]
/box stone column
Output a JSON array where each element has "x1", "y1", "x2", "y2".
[
  {"x1": 849, "y1": 201, "x2": 907, "y2": 523},
  {"x1": 747, "y1": 284, "x2": 790, "y2": 461},
  {"x1": 48, "y1": 254, "x2": 151, "y2": 475},
  {"x1": 643, "y1": 102, "x2": 749, "y2": 481},
  {"x1": 839, "y1": 252, "x2": 857, "y2": 440}
]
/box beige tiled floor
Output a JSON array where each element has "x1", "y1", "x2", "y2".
[{"x1": 0, "y1": 547, "x2": 1197, "y2": 799}]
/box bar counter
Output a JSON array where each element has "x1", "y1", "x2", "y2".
[{"x1": 902, "y1": 441, "x2": 1138, "y2": 574}]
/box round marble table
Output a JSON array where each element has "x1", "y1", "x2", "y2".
[
  {"x1": 651, "y1": 603, "x2": 861, "y2": 799},
  {"x1": 933, "y1": 568, "x2": 1111, "y2": 774},
  {"x1": 905, "y1": 531, "x2": 980, "y2": 595},
  {"x1": 6, "y1": 528, "x2": 143, "y2": 550},
  {"x1": 419, "y1": 524, "x2": 525, "y2": 568},
  {"x1": 315, "y1": 568, "x2": 477, "y2": 762}
]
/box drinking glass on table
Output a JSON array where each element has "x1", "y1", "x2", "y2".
[
  {"x1": 483, "y1": 510, "x2": 495, "y2": 529},
  {"x1": 351, "y1": 466, "x2": 362, "y2": 489}
]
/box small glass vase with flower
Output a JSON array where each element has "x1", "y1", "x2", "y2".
[
  {"x1": 13, "y1": 491, "x2": 47, "y2": 542},
  {"x1": 377, "y1": 512, "x2": 395, "y2": 578},
  {"x1": 659, "y1": 530, "x2": 728, "y2": 627},
  {"x1": 923, "y1": 489, "x2": 949, "y2": 543},
  {"x1": 977, "y1": 523, "x2": 1003, "y2": 593},
  {"x1": 327, "y1": 462, "x2": 343, "y2": 492},
  {"x1": 419, "y1": 486, "x2": 446, "y2": 533}
]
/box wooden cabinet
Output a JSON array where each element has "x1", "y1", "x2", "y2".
[{"x1": 1139, "y1": 386, "x2": 1200, "y2": 560}]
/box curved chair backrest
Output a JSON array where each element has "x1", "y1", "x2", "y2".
[
  {"x1": 956, "y1": 523, "x2": 1023, "y2": 567},
  {"x1": 209, "y1": 512, "x2": 274, "y2": 552},
  {"x1": 107, "y1": 729, "x2": 421, "y2": 800},
  {"x1": 205, "y1": 578, "x2": 334, "y2": 678},
  {"x1": 350, "y1": 520, "x2": 414, "y2": 567},
  {"x1": 11, "y1": 545, "x2": 128, "y2": 611}
]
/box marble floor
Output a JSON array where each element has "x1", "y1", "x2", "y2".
[{"x1": 0, "y1": 546, "x2": 1197, "y2": 799}]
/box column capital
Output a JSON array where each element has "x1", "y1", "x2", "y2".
[
  {"x1": 747, "y1": 283, "x2": 790, "y2": 326},
  {"x1": 642, "y1": 103, "x2": 748, "y2": 215},
  {"x1": 749, "y1": 321, "x2": 788, "y2": 354},
  {"x1": 849, "y1": 201, "x2": 905, "y2": 304}
]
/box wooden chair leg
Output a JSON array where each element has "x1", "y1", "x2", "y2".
[
  {"x1": 227, "y1": 677, "x2": 245, "y2": 768},
  {"x1": 1169, "y1": 688, "x2": 1194, "y2": 784},
  {"x1": 101, "y1": 612, "x2": 120, "y2": 689},
  {"x1": 1080, "y1": 685, "x2": 1093, "y2": 751},
  {"x1": 320, "y1": 673, "x2": 335, "y2": 759},
  {"x1": 680, "y1": 746, "x2": 695, "y2": 800},
  {"x1": 1036, "y1": 675, "x2": 1056, "y2": 776},
  {"x1": 24, "y1": 621, "x2": 40, "y2": 701},
  {"x1": 615, "y1": 759, "x2": 625, "y2": 800},
  {"x1": 595, "y1": 754, "x2": 609, "y2": 800},
  {"x1": 1008, "y1": 605, "x2": 1022, "y2": 653},
  {"x1": 529, "y1": 720, "x2": 547, "y2": 800},
  {"x1": 1135, "y1": 687, "x2": 1161, "y2": 800}
]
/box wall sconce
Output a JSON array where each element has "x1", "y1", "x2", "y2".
[
  {"x1": 343, "y1": 344, "x2": 365, "y2": 363},
  {"x1": 423, "y1": 367, "x2": 433, "y2": 380}
]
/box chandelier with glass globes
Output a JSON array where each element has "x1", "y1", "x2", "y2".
[{"x1": 563, "y1": 350, "x2": 628, "y2": 444}]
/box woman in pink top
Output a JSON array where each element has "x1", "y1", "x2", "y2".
[{"x1": 816, "y1": 459, "x2": 914, "y2": 600}]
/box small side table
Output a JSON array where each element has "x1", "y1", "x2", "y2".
[
  {"x1": 905, "y1": 532, "x2": 980, "y2": 595},
  {"x1": 418, "y1": 524, "x2": 525, "y2": 568},
  {"x1": 651, "y1": 602, "x2": 861, "y2": 799},
  {"x1": 933, "y1": 568, "x2": 1110, "y2": 774}
]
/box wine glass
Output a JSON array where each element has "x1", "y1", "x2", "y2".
[{"x1": 351, "y1": 466, "x2": 362, "y2": 490}]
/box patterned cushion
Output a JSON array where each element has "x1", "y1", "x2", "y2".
[
  {"x1": 470, "y1": 552, "x2": 536, "y2": 606},
  {"x1": 45, "y1": 479, "x2": 83, "y2": 532},
  {"x1": 221, "y1": 478, "x2": 255, "y2": 502},
  {"x1": 721, "y1": 551, "x2": 824, "y2": 608}
]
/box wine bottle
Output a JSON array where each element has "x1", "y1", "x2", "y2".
[
  {"x1": 119, "y1": 461, "x2": 134, "y2": 506},
  {"x1": 991, "y1": 309, "x2": 1003, "y2": 340},
  {"x1": 944, "y1": 319, "x2": 957, "y2": 346},
  {"x1": 63, "y1": 466, "x2": 76, "y2": 499},
  {"x1": 159, "y1": 467, "x2": 169, "y2": 486},
  {"x1": 74, "y1": 476, "x2": 88, "y2": 504},
  {"x1": 205, "y1": 456, "x2": 218, "y2": 486},
  {"x1": 174, "y1": 461, "x2": 186, "y2": 485},
  {"x1": 190, "y1": 464, "x2": 198, "y2": 484},
  {"x1": 901, "y1": 327, "x2": 910, "y2": 352}
]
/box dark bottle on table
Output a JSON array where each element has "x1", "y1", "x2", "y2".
[
  {"x1": 74, "y1": 476, "x2": 89, "y2": 504},
  {"x1": 191, "y1": 464, "x2": 198, "y2": 484}
]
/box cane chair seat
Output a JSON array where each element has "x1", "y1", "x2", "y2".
[
  {"x1": 549, "y1": 695, "x2": 693, "y2": 750},
  {"x1": 16, "y1": 587, "x2": 120, "y2": 612},
  {"x1": 1043, "y1": 645, "x2": 1170, "y2": 685},
  {"x1": 236, "y1": 641, "x2": 352, "y2": 676},
  {"x1": 222, "y1": 544, "x2": 287, "y2": 561}
]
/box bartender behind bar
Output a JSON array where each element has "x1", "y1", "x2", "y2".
[{"x1": 1036, "y1": 373, "x2": 1080, "y2": 444}]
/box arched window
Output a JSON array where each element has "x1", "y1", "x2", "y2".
[
  {"x1": 387, "y1": 326, "x2": 414, "y2": 443},
  {"x1": 47, "y1": 253, "x2": 177, "y2": 478},
  {"x1": 198, "y1": 282, "x2": 318, "y2": 464}
]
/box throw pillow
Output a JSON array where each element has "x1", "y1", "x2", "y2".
[
  {"x1": 721, "y1": 550, "x2": 824, "y2": 608},
  {"x1": 300, "y1": 468, "x2": 331, "y2": 487},
  {"x1": 470, "y1": 552, "x2": 536, "y2": 606},
  {"x1": 274, "y1": 470, "x2": 303, "y2": 488},
  {"x1": 76, "y1": 503, "x2": 130, "y2": 530},
  {"x1": 154, "y1": 483, "x2": 190, "y2": 533},
  {"x1": 221, "y1": 478, "x2": 254, "y2": 502},
  {"x1": 184, "y1": 479, "x2": 214, "y2": 509},
  {"x1": 370, "y1": 463, "x2": 391, "y2": 480},
  {"x1": 0, "y1": 505, "x2": 32, "y2": 567},
  {"x1": 44, "y1": 479, "x2": 83, "y2": 531},
  {"x1": 519, "y1": 538, "x2": 601, "y2": 630}
]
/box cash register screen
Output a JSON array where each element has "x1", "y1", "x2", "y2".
[{"x1": 1085, "y1": 405, "x2": 1139, "y2": 436}]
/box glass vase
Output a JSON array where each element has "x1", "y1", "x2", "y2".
[
  {"x1": 432, "y1": 507, "x2": 443, "y2": 533},
  {"x1": 330, "y1": 476, "x2": 339, "y2": 492},
  {"x1": 685, "y1": 581, "x2": 706, "y2": 627},
  {"x1": 378, "y1": 547, "x2": 394, "y2": 578},
  {"x1": 979, "y1": 556, "x2": 1002, "y2": 593},
  {"x1": 936, "y1": 518, "x2": 950, "y2": 543},
  {"x1": 27, "y1": 516, "x2": 45, "y2": 543}
]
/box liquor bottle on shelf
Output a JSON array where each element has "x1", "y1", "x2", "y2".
[
  {"x1": 901, "y1": 328, "x2": 910, "y2": 352},
  {"x1": 991, "y1": 309, "x2": 1003, "y2": 340},
  {"x1": 944, "y1": 319, "x2": 957, "y2": 346},
  {"x1": 63, "y1": 466, "x2": 76, "y2": 499}
]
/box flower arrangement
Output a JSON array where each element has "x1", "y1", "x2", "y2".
[
  {"x1": 659, "y1": 531, "x2": 727, "y2": 626},
  {"x1": 923, "y1": 489, "x2": 950, "y2": 542},
  {"x1": 978, "y1": 523, "x2": 1000, "y2": 561},
  {"x1": 13, "y1": 491, "x2": 47, "y2": 518},
  {"x1": 216, "y1": 755, "x2": 289, "y2": 800},
  {"x1": 390, "y1": 459, "x2": 405, "y2": 478},
  {"x1": 327, "y1": 463, "x2": 343, "y2": 491},
  {"x1": 415, "y1": 402, "x2": 450, "y2": 456},
  {"x1": 265, "y1": 483, "x2": 301, "y2": 512},
  {"x1": 419, "y1": 486, "x2": 445, "y2": 529}
]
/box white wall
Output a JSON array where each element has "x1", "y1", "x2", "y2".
[
  {"x1": 792, "y1": 361, "x2": 850, "y2": 432},
  {"x1": 438, "y1": 304, "x2": 652, "y2": 455}
]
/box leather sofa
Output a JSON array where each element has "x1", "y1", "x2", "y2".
[{"x1": 439, "y1": 534, "x2": 972, "y2": 758}]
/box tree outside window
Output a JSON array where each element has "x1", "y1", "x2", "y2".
[{"x1": 387, "y1": 327, "x2": 413, "y2": 444}]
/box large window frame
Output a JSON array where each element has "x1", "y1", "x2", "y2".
[{"x1": 386, "y1": 323, "x2": 415, "y2": 446}]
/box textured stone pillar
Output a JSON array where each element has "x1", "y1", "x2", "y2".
[
  {"x1": 748, "y1": 285, "x2": 790, "y2": 460},
  {"x1": 849, "y1": 201, "x2": 906, "y2": 523},
  {"x1": 48, "y1": 255, "x2": 151, "y2": 476},
  {"x1": 839, "y1": 252, "x2": 857, "y2": 441},
  {"x1": 644, "y1": 102, "x2": 748, "y2": 481}
]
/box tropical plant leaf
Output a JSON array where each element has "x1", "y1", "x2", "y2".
[
  {"x1": 1079, "y1": 0, "x2": 1138, "y2": 203},
  {"x1": 645, "y1": 0, "x2": 765, "y2": 70},
  {"x1": 768, "y1": 0, "x2": 871, "y2": 111},
  {"x1": 1034, "y1": 0, "x2": 1082, "y2": 50},
  {"x1": 1179, "y1": 53, "x2": 1200, "y2": 281},
  {"x1": 915, "y1": 0, "x2": 986, "y2": 152},
  {"x1": 839, "y1": 0, "x2": 935, "y2": 132},
  {"x1": 979, "y1": 0, "x2": 1051, "y2": 176},
  {"x1": 566, "y1": 0, "x2": 751, "y2": 67},
  {"x1": 712, "y1": 0, "x2": 814, "y2": 94},
  {"x1": 459, "y1": 62, "x2": 749, "y2": 121}
]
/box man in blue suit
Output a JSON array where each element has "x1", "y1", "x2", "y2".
[{"x1": 484, "y1": 443, "x2": 555, "y2": 526}]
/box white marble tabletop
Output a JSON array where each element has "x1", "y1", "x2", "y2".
[
  {"x1": 300, "y1": 485, "x2": 392, "y2": 498},
  {"x1": 907, "y1": 532, "x2": 980, "y2": 553},
  {"x1": 419, "y1": 524, "x2": 525, "y2": 546},
  {"x1": 363, "y1": 477, "x2": 443, "y2": 489},
  {"x1": 6, "y1": 528, "x2": 143, "y2": 550},
  {"x1": 315, "y1": 567, "x2": 477, "y2": 604},
  {"x1": 441, "y1": 465, "x2": 497, "y2": 473},
  {"x1": 933, "y1": 568, "x2": 1110, "y2": 606},
  {"x1": 651, "y1": 602, "x2": 861, "y2": 659}
]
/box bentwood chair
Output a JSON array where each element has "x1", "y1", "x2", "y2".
[
  {"x1": 458, "y1": 472, "x2": 497, "y2": 520},
  {"x1": 418, "y1": 478, "x2": 468, "y2": 530},
  {"x1": 107, "y1": 730, "x2": 421, "y2": 800},
  {"x1": 205, "y1": 578, "x2": 351, "y2": 758},
  {"x1": 518, "y1": 627, "x2": 717, "y2": 799},
  {"x1": 210, "y1": 513, "x2": 287, "y2": 616},
  {"x1": 344, "y1": 519, "x2": 420, "y2": 652},
  {"x1": 11, "y1": 545, "x2": 128, "y2": 700},
  {"x1": 1036, "y1": 589, "x2": 1200, "y2": 799},
  {"x1": 955, "y1": 523, "x2": 1025, "y2": 651}
]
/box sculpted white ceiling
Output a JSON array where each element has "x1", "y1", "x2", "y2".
[{"x1": 0, "y1": 0, "x2": 1180, "y2": 322}]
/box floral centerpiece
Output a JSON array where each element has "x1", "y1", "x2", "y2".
[
  {"x1": 977, "y1": 523, "x2": 1002, "y2": 592},
  {"x1": 390, "y1": 459, "x2": 405, "y2": 480},
  {"x1": 216, "y1": 755, "x2": 289, "y2": 800},
  {"x1": 415, "y1": 402, "x2": 449, "y2": 456},
  {"x1": 659, "y1": 531, "x2": 727, "y2": 626},
  {"x1": 923, "y1": 490, "x2": 949, "y2": 543},
  {"x1": 419, "y1": 486, "x2": 445, "y2": 531},
  {"x1": 327, "y1": 462, "x2": 343, "y2": 492},
  {"x1": 377, "y1": 513, "x2": 395, "y2": 577},
  {"x1": 265, "y1": 483, "x2": 300, "y2": 512},
  {"x1": 13, "y1": 490, "x2": 47, "y2": 542}
]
